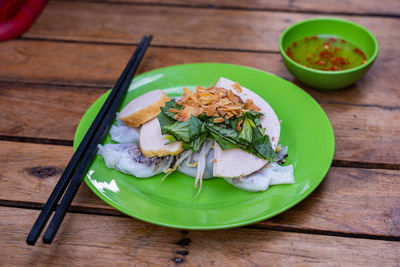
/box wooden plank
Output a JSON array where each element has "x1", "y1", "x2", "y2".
[
  {"x1": 1, "y1": 141, "x2": 399, "y2": 237},
  {"x1": 1, "y1": 206, "x2": 399, "y2": 266},
  {"x1": 1, "y1": 80, "x2": 399, "y2": 164},
  {"x1": 0, "y1": 40, "x2": 398, "y2": 108},
  {"x1": 0, "y1": 82, "x2": 105, "y2": 141},
  {"x1": 324, "y1": 103, "x2": 399, "y2": 166},
  {"x1": 25, "y1": 1, "x2": 400, "y2": 53},
  {"x1": 81, "y1": 0, "x2": 400, "y2": 16}
]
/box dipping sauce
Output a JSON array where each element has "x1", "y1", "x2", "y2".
[{"x1": 285, "y1": 35, "x2": 367, "y2": 71}]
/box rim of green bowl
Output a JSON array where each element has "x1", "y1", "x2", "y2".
[{"x1": 279, "y1": 17, "x2": 379, "y2": 75}]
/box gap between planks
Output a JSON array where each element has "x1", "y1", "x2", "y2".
[
  {"x1": 0, "y1": 135, "x2": 73, "y2": 147},
  {"x1": 1, "y1": 200, "x2": 400, "y2": 242},
  {"x1": 58, "y1": 0, "x2": 400, "y2": 18},
  {"x1": 19, "y1": 36, "x2": 280, "y2": 54}
]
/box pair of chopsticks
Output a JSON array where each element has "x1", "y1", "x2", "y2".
[{"x1": 26, "y1": 35, "x2": 153, "y2": 246}]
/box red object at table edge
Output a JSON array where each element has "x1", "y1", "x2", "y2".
[{"x1": 0, "y1": 0, "x2": 47, "y2": 41}]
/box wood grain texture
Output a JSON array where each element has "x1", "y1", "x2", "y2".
[
  {"x1": 1, "y1": 206, "x2": 399, "y2": 266},
  {"x1": 324, "y1": 103, "x2": 399, "y2": 165},
  {"x1": 1, "y1": 141, "x2": 399, "y2": 237},
  {"x1": 79, "y1": 0, "x2": 400, "y2": 16},
  {"x1": 25, "y1": 1, "x2": 400, "y2": 53},
  {"x1": 0, "y1": 40, "x2": 398, "y2": 108},
  {"x1": 0, "y1": 82, "x2": 104, "y2": 141},
  {"x1": 1, "y1": 80, "x2": 399, "y2": 164}
]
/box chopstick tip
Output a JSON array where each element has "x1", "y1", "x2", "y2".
[
  {"x1": 26, "y1": 238, "x2": 36, "y2": 246},
  {"x1": 42, "y1": 235, "x2": 53, "y2": 244}
]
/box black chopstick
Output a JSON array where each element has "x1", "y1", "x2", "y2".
[
  {"x1": 42, "y1": 35, "x2": 152, "y2": 244},
  {"x1": 26, "y1": 35, "x2": 152, "y2": 246}
]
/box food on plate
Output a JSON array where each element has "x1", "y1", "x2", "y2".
[
  {"x1": 212, "y1": 77, "x2": 280, "y2": 178},
  {"x1": 97, "y1": 143, "x2": 173, "y2": 178},
  {"x1": 140, "y1": 117, "x2": 184, "y2": 157},
  {"x1": 177, "y1": 147, "x2": 214, "y2": 179},
  {"x1": 98, "y1": 77, "x2": 294, "y2": 194},
  {"x1": 119, "y1": 89, "x2": 170, "y2": 127},
  {"x1": 224, "y1": 162, "x2": 294, "y2": 192},
  {"x1": 109, "y1": 118, "x2": 140, "y2": 144}
]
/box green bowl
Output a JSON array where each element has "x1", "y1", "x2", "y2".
[{"x1": 279, "y1": 17, "x2": 379, "y2": 90}]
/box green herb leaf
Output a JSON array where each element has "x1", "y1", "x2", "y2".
[
  {"x1": 244, "y1": 110, "x2": 263, "y2": 120},
  {"x1": 157, "y1": 111, "x2": 175, "y2": 135},
  {"x1": 188, "y1": 115, "x2": 202, "y2": 139},
  {"x1": 251, "y1": 127, "x2": 279, "y2": 161},
  {"x1": 197, "y1": 113, "x2": 208, "y2": 121},
  {"x1": 205, "y1": 122, "x2": 239, "y2": 144},
  {"x1": 227, "y1": 117, "x2": 241, "y2": 129},
  {"x1": 238, "y1": 118, "x2": 253, "y2": 143},
  {"x1": 209, "y1": 131, "x2": 237, "y2": 150},
  {"x1": 247, "y1": 119, "x2": 256, "y2": 128},
  {"x1": 253, "y1": 117, "x2": 262, "y2": 128},
  {"x1": 160, "y1": 100, "x2": 182, "y2": 119},
  {"x1": 162, "y1": 115, "x2": 205, "y2": 144},
  {"x1": 164, "y1": 119, "x2": 191, "y2": 142},
  {"x1": 164, "y1": 135, "x2": 177, "y2": 144},
  {"x1": 205, "y1": 122, "x2": 240, "y2": 150},
  {"x1": 183, "y1": 132, "x2": 208, "y2": 151}
]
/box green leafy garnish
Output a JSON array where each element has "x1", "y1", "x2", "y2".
[
  {"x1": 157, "y1": 100, "x2": 278, "y2": 161},
  {"x1": 163, "y1": 119, "x2": 191, "y2": 142},
  {"x1": 238, "y1": 118, "x2": 253, "y2": 144},
  {"x1": 251, "y1": 127, "x2": 279, "y2": 161},
  {"x1": 160, "y1": 100, "x2": 182, "y2": 119},
  {"x1": 183, "y1": 131, "x2": 208, "y2": 151},
  {"x1": 164, "y1": 135, "x2": 177, "y2": 144},
  {"x1": 157, "y1": 111, "x2": 175, "y2": 134},
  {"x1": 205, "y1": 122, "x2": 239, "y2": 145}
]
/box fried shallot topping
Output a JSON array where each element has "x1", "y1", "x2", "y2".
[
  {"x1": 231, "y1": 82, "x2": 243, "y2": 93},
  {"x1": 174, "y1": 84, "x2": 260, "y2": 122}
]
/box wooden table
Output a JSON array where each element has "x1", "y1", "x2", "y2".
[{"x1": 1, "y1": 0, "x2": 399, "y2": 265}]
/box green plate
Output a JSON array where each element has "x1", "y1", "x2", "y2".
[{"x1": 74, "y1": 63, "x2": 335, "y2": 230}]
